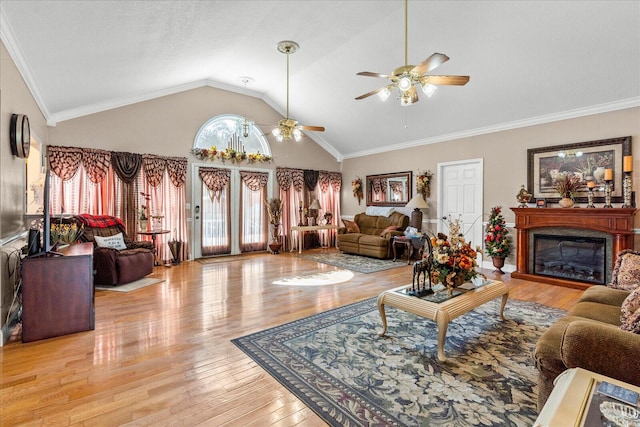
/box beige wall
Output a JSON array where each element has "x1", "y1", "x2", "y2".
[
  {"x1": 341, "y1": 107, "x2": 640, "y2": 231},
  {"x1": 1, "y1": 41, "x2": 49, "y2": 335}
]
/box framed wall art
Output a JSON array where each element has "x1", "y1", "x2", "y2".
[{"x1": 527, "y1": 136, "x2": 631, "y2": 204}]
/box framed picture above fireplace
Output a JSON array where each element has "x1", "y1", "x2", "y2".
[{"x1": 527, "y1": 136, "x2": 631, "y2": 204}]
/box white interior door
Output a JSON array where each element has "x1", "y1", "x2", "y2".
[{"x1": 437, "y1": 159, "x2": 484, "y2": 263}]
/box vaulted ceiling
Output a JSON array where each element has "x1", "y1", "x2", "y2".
[{"x1": 1, "y1": 1, "x2": 639, "y2": 161}]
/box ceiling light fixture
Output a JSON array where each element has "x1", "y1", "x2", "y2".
[
  {"x1": 271, "y1": 41, "x2": 325, "y2": 143},
  {"x1": 355, "y1": 0, "x2": 469, "y2": 106},
  {"x1": 237, "y1": 77, "x2": 255, "y2": 138}
]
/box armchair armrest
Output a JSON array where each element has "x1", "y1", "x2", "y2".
[
  {"x1": 561, "y1": 320, "x2": 640, "y2": 386},
  {"x1": 127, "y1": 240, "x2": 155, "y2": 251}
]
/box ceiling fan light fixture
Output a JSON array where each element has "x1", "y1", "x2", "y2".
[
  {"x1": 293, "y1": 128, "x2": 302, "y2": 142},
  {"x1": 397, "y1": 74, "x2": 413, "y2": 92},
  {"x1": 421, "y1": 82, "x2": 437, "y2": 98},
  {"x1": 400, "y1": 92, "x2": 413, "y2": 107},
  {"x1": 377, "y1": 86, "x2": 392, "y2": 102}
]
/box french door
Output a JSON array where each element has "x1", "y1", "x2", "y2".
[{"x1": 192, "y1": 164, "x2": 273, "y2": 258}]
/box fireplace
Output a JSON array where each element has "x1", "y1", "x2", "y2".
[
  {"x1": 511, "y1": 208, "x2": 636, "y2": 289},
  {"x1": 533, "y1": 234, "x2": 606, "y2": 285}
]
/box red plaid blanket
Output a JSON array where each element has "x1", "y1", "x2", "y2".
[{"x1": 76, "y1": 214, "x2": 126, "y2": 230}]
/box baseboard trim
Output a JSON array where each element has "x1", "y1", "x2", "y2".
[{"x1": 1, "y1": 305, "x2": 22, "y2": 346}]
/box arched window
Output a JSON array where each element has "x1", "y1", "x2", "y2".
[{"x1": 193, "y1": 114, "x2": 271, "y2": 156}]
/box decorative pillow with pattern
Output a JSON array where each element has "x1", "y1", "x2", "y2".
[
  {"x1": 94, "y1": 232, "x2": 127, "y2": 250},
  {"x1": 609, "y1": 249, "x2": 640, "y2": 291},
  {"x1": 620, "y1": 287, "x2": 640, "y2": 334},
  {"x1": 342, "y1": 219, "x2": 360, "y2": 234},
  {"x1": 380, "y1": 225, "x2": 399, "y2": 237}
]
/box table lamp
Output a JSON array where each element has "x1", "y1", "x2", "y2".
[
  {"x1": 309, "y1": 199, "x2": 321, "y2": 226},
  {"x1": 405, "y1": 195, "x2": 429, "y2": 231}
]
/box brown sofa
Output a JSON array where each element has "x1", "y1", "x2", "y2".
[
  {"x1": 337, "y1": 212, "x2": 409, "y2": 259},
  {"x1": 532, "y1": 286, "x2": 640, "y2": 411},
  {"x1": 69, "y1": 214, "x2": 155, "y2": 286}
]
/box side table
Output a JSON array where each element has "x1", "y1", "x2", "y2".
[
  {"x1": 137, "y1": 229, "x2": 170, "y2": 266},
  {"x1": 392, "y1": 235, "x2": 425, "y2": 264}
]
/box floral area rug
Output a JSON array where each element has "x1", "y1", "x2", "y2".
[
  {"x1": 232, "y1": 297, "x2": 566, "y2": 426},
  {"x1": 297, "y1": 251, "x2": 407, "y2": 274}
]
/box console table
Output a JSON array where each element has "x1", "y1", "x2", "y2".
[
  {"x1": 290, "y1": 224, "x2": 338, "y2": 254},
  {"x1": 21, "y1": 243, "x2": 95, "y2": 342}
]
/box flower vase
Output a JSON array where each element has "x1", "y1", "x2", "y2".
[
  {"x1": 139, "y1": 219, "x2": 148, "y2": 231},
  {"x1": 270, "y1": 224, "x2": 280, "y2": 243},
  {"x1": 492, "y1": 256, "x2": 506, "y2": 274},
  {"x1": 558, "y1": 197, "x2": 574, "y2": 208}
]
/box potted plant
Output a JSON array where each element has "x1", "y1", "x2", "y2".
[
  {"x1": 484, "y1": 206, "x2": 511, "y2": 274},
  {"x1": 554, "y1": 173, "x2": 581, "y2": 208},
  {"x1": 265, "y1": 198, "x2": 283, "y2": 253}
]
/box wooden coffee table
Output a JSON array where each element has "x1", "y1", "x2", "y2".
[{"x1": 377, "y1": 280, "x2": 509, "y2": 361}]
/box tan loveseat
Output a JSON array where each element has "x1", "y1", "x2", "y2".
[
  {"x1": 337, "y1": 212, "x2": 409, "y2": 259},
  {"x1": 532, "y1": 250, "x2": 640, "y2": 411}
]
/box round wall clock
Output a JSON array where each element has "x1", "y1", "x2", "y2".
[{"x1": 10, "y1": 113, "x2": 30, "y2": 158}]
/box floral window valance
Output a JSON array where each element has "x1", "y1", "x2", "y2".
[
  {"x1": 199, "y1": 167, "x2": 230, "y2": 200},
  {"x1": 240, "y1": 171, "x2": 268, "y2": 191},
  {"x1": 276, "y1": 167, "x2": 341, "y2": 193},
  {"x1": 48, "y1": 145, "x2": 186, "y2": 188}
]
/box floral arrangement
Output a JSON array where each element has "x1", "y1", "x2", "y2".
[
  {"x1": 554, "y1": 173, "x2": 581, "y2": 198},
  {"x1": 50, "y1": 222, "x2": 84, "y2": 245},
  {"x1": 428, "y1": 216, "x2": 482, "y2": 289},
  {"x1": 352, "y1": 176, "x2": 363, "y2": 205},
  {"x1": 265, "y1": 198, "x2": 283, "y2": 225},
  {"x1": 139, "y1": 192, "x2": 151, "y2": 220},
  {"x1": 416, "y1": 170, "x2": 433, "y2": 198},
  {"x1": 191, "y1": 146, "x2": 273, "y2": 164},
  {"x1": 484, "y1": 206, "x2": 511, "y2": 258}
]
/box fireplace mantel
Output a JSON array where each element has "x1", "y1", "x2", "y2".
[{"x1": 511, "y1": 207, "x2": 637, "y2": 289}]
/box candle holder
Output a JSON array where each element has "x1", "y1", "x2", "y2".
[
  {"x1": 298, "y1": 205, "x2": 304, "y2": 226},
  {"x1": 603, "y1": 179, "x2": 613, "y2": 208},
  {"x1": 586, "y1": 187, "x2": 596, "y2": 208},
  {"x1": 622, "y1": 171, "x2": 633, "y2": 208}
]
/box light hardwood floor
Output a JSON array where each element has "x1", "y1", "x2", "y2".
[{"x1": 1, "y1": 249, "x2": 584, "y2": 426}]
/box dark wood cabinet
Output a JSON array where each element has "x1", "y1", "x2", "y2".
[{"x1": 21, "y1": 243, "x2": 94, "y2": 342}]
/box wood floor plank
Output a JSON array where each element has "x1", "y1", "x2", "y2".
[{"x1": 1, "y1": 249, "x2": 583, "y2": 425}]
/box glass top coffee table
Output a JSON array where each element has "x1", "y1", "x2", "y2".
[{"x1": 377, "y1": 280, "x2": 509, "y2": 361}]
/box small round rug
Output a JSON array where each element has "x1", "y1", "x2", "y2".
[{"x1": 273, "y1": 269, "x2": 354, "y2": 286}]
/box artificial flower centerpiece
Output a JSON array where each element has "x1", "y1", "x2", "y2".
[
  {"x1": 352, "y1": 176, "x2": 363, "y2": 205},
  {"x1": 485, "y1": 206, "x2": 512, "y2": 273},
  {"x1": 50, "y1": 222, "x2": 84, "y2": 247},
  {"x1": 554, "y1": 172, "x2": 581, "y2": 208},
  {"x1": 416, "y1": 170, "x2": 433, "y2": 198},
  {"x1": 429, "y1": 216, "x2": 481, "y2": 295}
]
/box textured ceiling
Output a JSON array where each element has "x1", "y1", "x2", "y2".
[{"x1": 1, "y1": 1, "x2": 639, "y2": 161}]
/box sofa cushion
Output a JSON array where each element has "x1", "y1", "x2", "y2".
[
  {"x1": 94, "y1": 232, "x2": 127, "y2": 250},
  {"x1": 621, "y1": 288, "x2": 640, "y2": 334},
  {"x1": 578, "y1": 286, "x2": 631, "y2": 307},
  {"x1": 609, "y1": 249, "x2": 640, "y2": 291},
  {"x1": 342, "y1": 219, "x2": 360, "y2": 233},
  {"x1": 359, "y1": 234, "x2": 391, "y2": 248},
  {"x1": 569, "y1": 301, "x2": 622, "y2": 326}
]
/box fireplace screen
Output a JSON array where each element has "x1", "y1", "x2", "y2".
[{"x1": 533, "y1": 234, "x2": 606, "y2": 285}]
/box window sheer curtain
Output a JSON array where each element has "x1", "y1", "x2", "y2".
[
  {"x1": 48, "y1": 146, "x2": 188, "y2": 262},
  {"x1": 199, "y1": 167, "x2": 231, "y2": 256},
  {"x1": 276, "y1": 167, "x2": 341, "y2": 251},
  {"x1": 239, "y1": 171, "x2": 268, "y2": 252}
]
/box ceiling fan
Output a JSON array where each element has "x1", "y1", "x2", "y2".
[
  {"x1": 355, "y1": 0, "x2": 470, "y2": 106},
  {"x1": 272, "y1": 41, "x2": 325, "y2": 142}
]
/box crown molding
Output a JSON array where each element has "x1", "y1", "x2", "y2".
[
  {"x1": 342, "y1": 97, "x2": 640, "y2": 159},
  {"x1": 0, "y1": 7, "x2": 52, "y2": 122}
]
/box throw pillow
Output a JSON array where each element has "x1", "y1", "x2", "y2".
[
  {"x1": 380, "y1": 225, "x2": 399, "y2": 237},
  {"x1": 620, "y1": 287, "x2": 640, "y2": 334},
  {"x1": 342, "y1": 219, "x2": 360, "y2": 234},
  {"x1": 609, "y1": 249, "x2": 640, "y2": 291},
  {"x1": 94, "y1": 232, "x2": 127, "y2": 250}
]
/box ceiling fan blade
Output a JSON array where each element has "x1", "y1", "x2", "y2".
[
  {"x1": 411, "y1": 53, "x2": 450, "y2": 76},
  {"x1": 422, "y1": 75, "x2": 470, "y2": 86},
  {"x1": 299, "y1": 125, "x2": 325, "y2": 132},
  {"x1": 355, "y1": 86, "x2": 389, "y2": 100},
  {"x1": 357, "y1": 71, "x2": 390, "y2": 79}
]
